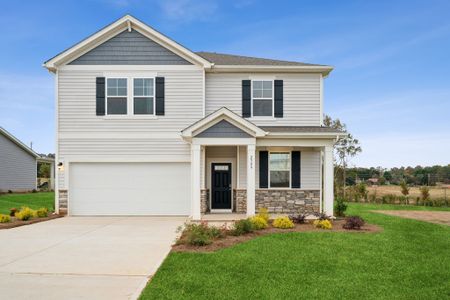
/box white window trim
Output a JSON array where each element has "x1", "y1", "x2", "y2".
[
  {"x1": 104, "y1": 74, "x2": 158, "y2": 119},
  {"x1": 132, "y1": 77, "x2": 156, "y2": 116},
  {"x1": 268, "y1": 151, "x2": 291, "y2": 189},
  {"x1": 250, "y1": 80, "x2": 274, "y2": 119},
  {"x1": 105, "y1": 77, "x2": 128, "y2": 116}
]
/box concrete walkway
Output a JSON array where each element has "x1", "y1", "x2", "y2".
[{"x1": 0, "y1": 216, "x2": 186, "y2": 300}]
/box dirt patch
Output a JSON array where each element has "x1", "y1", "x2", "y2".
[
  {"x1": 0, "y1": 214, "x2": 63, "y2": 230},
  {"x1": 374, "y1": 210, "x2": 450, "y2": 226},
  {"x1": 172, "y1": 220, "x2": 382, "y2": 253}
]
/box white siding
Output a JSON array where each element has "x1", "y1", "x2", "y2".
[{"x1": 205, "y1": 73, "x2": 321, "y2": 126}]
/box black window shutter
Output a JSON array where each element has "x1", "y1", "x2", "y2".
[
  {"x1": 96, "y1": 77, "x2": 105, "y2": 116},
  {"x1": 155, "y1": 77, "x2": 165, "y2": 115},
  {"x1": 291, "y1": 151, "x2": 301, "y2": 188},
  {"x1": 274, "y1": 80, "x2": 283, "y2": 118},
  {"x1": 259, "y1": 151, "x2": 269, "y2": 188},
  {"x1": 242, "y1": 80, "x2": 251, "y2": 117}
]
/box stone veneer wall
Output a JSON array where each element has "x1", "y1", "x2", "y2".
[
  {"x1": 58, "y1": 189, "x2": 68, "y2": 215},
  {"x1": 255, "y1": 190, "x2": 320, "y2": 214},
  {"x1": 201, "y1": 189, "x2": 209, "y2": 213},
  {"x1": 234, "y1": 189, "x2": 247, "y2": 213}
]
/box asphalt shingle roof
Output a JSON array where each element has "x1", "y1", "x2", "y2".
[{"x1": 195, "y1": 51, "x2": 325, "y2": 67}]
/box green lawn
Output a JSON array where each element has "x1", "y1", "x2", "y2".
[
  {"x1": 140, "y1": 203, "x2": 450, "y2": 299},
  {"x1": 0, "y1": 192, "x2": 55, "y2": 215}
]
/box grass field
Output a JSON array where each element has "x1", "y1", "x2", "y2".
[
  {"x1": 140, "y1": 203, "x2": 450, "y2": 299},
  {"x1": 0, "y1": 192, "x2": 55, "y2": 215},
  {"x1": 367, "y1": 185, "x2": 449, "y2": 200}
]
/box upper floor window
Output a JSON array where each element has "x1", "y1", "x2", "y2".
[
  {"x1": 252, "y1": 80, "x2": 273, "y2": 117},
  {"x1": 106, "y1": 78, "x2": 127, "y2": 115},
  {"x1": 133, "y1": 78, "x2": 154, "y2": 115},
  {"x1": 269, "y1": 152, "x2": 290, "y2": 188},
  {"x1": 106, "y1": 77, "x2": 155, "y2": 116}
]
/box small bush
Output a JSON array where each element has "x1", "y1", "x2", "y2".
[
  {"x1": 257, "y1": 207, "x2": 270, "y2": 222},
  {"x1": 334, "y1": 197, "x2": 347, "y2": 217},
  {"x1": 230, "y1": 219, "x2": 254, "y2": 236},
  {"x1": 179, "y1": 222, "x2": 224, "y2": 246},
  {"x1": 9, "y1": 208, "x2": 18, "y2": 217},
  {"x1": 314, "y1": 212, "x2": 331, "y2": 221},
  {"x1": 8, "y1": 190, "x2": 12, "y2": 194},
  {"x1": 0, "y1": 214, "x2": 11, "y2": 223},
  {"x1": 289, "y1": 213, "x2": 306, "y2": 224},
  {"x1": 36, "y1": 207, "x2": 49, "y2": 218},
  {"x1": 249, "y1": 216, "x2": 268, "y2": 230},
  {"x1": 15, "y1": 207, "x2": 36, "y2": 221},
  {"x1": 32, "y1": 189, "x2": 37, "y2": 193},
  {"x1": 343, "y1": 216, "x2": 365, "y2": 230},
  {"x1": 313, "y1": 219, "x2": 332, "y2": 230},
  {"x1": 273, "y1": 216, "x2": 294, "y2": 229}
]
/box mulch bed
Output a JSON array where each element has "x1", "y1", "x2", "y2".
[
  {"x1": 0, "y1": 213, "x2": 63, "y2": 230},
  {"x1": 172, "y1": 219, "x2": 382, "y2": 253}
]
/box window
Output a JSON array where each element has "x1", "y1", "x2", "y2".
[
  {"x1": 252, "y1": 80, "x2": 273, "y2": 117},
  {"x1": 106, "y1": 78, "x2": 127, "y2": 115},
  {"x1": 269, "y1": 152, "x2": 290, "y2": 188},
  {"x1": 133, "y1": 78, "x2": 154, "y2": 115}
]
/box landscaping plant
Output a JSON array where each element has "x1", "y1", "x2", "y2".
[
  {"x1": 257, "y1": 207, "x2": 270, "y2": 222},
  {"x1": 288, "y1": 213, "x2": 306, "y2": 224},
  {"x1": 249, "y1": 216, "x2": 268, "y2": 230},
  {"x1": 178, "y1": 222, "x2": 224, "y2": 246},
  {"x1": 342, "y1": 216, "x2": 365, "y2": 230},
  {"x1": 36, "y1": 207, "x2": 49, "y2": 218},
  {"x1": 230, "y1": 219, "x2": 254, "y2": 236},
  {"x1": 313, "y1": 219, "x2": 332, "y2": 230},
  {"x1": 0, "y1": 214, "x2": 11, "y2": 223},
  {"x1": 14, "y1": 207, "x2": 36, "y2": 221},
  {"x1": 334, "y1": 197, "x2": 347, "y2": 217},
  {"x1": 9, "y1": 208, "x2": 17, "y2": 217},
  {"x1": 272, "y1": 216, "x2": 294, "y2": 229}
]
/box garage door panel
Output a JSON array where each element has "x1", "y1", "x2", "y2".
[{"x1": 70, "y1": 163, "x2": 190, "y2": 216}]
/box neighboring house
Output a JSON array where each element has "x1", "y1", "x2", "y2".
[
  {"x1": 44, "y1": 15, "x2": 345, "y2": 218},
  {"x1": 0, "y1": 127, "x2": 54, "y2": 192}
]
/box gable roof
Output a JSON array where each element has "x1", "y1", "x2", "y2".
[
  {"x1": 0, "y1": 127, "x2": 40, "y2": 158},
  {"x1": 43, "y1": 15, "x2": 212, "y2": 72},
  {"x1": 181, "y1": 107, "x2": 267, "y2": 139}
]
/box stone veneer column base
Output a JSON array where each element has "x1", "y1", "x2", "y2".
[
  {"x1": 255, "y1": 190, "x2": 320, "y2": 214},
  {"x1": 200, "y1": 189, "x2": 209, "y2": 213},
  {"x1": 235, "y1": 189, "x2": 247, "y2": 213},
  {"x1": 58, "y1": 189, "x2": 68, "y2": 215}
]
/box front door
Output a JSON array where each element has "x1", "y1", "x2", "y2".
[{"x1": 211, "y1": 163, "x2": 232, "y2": 210}]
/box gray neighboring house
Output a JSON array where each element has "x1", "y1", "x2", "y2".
[{"x1": 0, "y1": 127, "x2": 54, "y2": 192}]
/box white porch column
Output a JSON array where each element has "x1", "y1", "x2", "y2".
[
  {"x1": 50, "y1": 161, "x2": 55, "y2": 190},
  {"x1": 246, "y1": 144, "x2": 256, "y2": 217},
  {"x1": 191, "y1": 144, "x2": 201, "y2": 220},
  {"x1": 323, "y1": 145, "x2": 334, "y2": 216}
]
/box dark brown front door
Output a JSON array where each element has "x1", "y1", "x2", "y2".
[{"x1": 211, "y1": 163, "x2": 232, "y2": 209}]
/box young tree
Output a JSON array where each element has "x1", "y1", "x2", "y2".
[
  {"x1": 324, "y1": 115, "x2": 362, "y2": 198},
  {"x1": 399, "y1": 180, "x2": 410, "y2": 204}
]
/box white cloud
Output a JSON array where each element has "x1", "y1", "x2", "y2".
[{"x1": 158, "y1": 0, "x2": 218, "y2": 23}]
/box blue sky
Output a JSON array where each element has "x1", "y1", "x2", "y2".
[{"x1": 1, "y1": 0, "x2": 449, "y2": 168}]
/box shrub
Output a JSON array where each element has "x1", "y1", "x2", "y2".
[
  {"x1": 343, "y1": 216, "x2": 365, "y2": 230},
  {"x1": 257, "y1": 207, "x2": 270, "y2": 222},
  {"x1": 420, "y1": 186, "x2": 430, "y2": 203},
  {"x1": 249, "y1": 216, "x2": 268, "y2": 230},
  {"x1": 334, "y1": 197, "x2": 347, "y2": 217},
  {"x1": 0, "y1": 214, "x2": 11, "y2": 223},
  {"x1": 230, "y1": 219, "x2": 254, "y2": 236},
  {"x1": 313, "y1": 219, "x2": 332, "y2": 230},
  {"x1": 14, "y1": 207, "x2": 36, "y2": 221},
  {"x1": 32, "y1": 189, "x2": 37, "y2": 193},
  {"x1": 8, "y1": 190, "x2": 12, "y2": 194},
  {"x1": 289, "y1": 213, "x2": 306, "y2": 224},
  {"x1": 36, "y1": 207, "x2": 49, "y2": 218},
  {"x1": 9, "y1": 208, "x2": 18, "y2": 217},
  {"x1": 273, "y1": 216, "x2": 294, "y2": 229},
  {"x1": 179, "y1": 222, "x2": 224, "y2": 246},
  {"x1": 314, "y1": 212, "x2": 331, "y2": 221}
]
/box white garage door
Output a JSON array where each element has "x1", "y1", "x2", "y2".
[{"x1": 69, "y1": 162, "x2": 191, "y2": 216}]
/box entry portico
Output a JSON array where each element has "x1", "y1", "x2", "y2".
[{"x1": 182, "y1": 107, "x2": 342, "y2": 221}]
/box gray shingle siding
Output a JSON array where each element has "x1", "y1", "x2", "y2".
[
  {"x1": 0, "y1": 133, "x2": 36, "y2": 192},
  {"x1": 196, "y1": 120, "x2": 252, "y2": 138},
  {"x1": 69, "y1": 29, "x2": 192, "y2": 65}
]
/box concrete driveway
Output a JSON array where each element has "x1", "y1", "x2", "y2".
[{"x1": 0, "y1": 216, "x2": 186, "y2": 300}]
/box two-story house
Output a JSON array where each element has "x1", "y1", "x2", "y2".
[{"x1": 44, "y1": 15, "x2": 344, "y2": 219}]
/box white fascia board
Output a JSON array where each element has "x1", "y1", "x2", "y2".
[
  {"x1": 44, "y1": 15, "x2": 212, "y2": 72},
  {"x1": 208, "y1": 65, "x2": 334, "y2": 76},
  {"x1": 257, "y1": 138, "x2": 336, "y2": 147},
  {"x1": 265, "y1": 132, "x2": 347, "y2": 138},
  {"x1": 181, "y1": 107, "x2": 267, "y2": 138},
  {"x1": 192, "y1": 137, "x2": 256, "y2": 146},
  {"x1": 0, "y1": 127, "x2": 40, "y2": 158}
]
